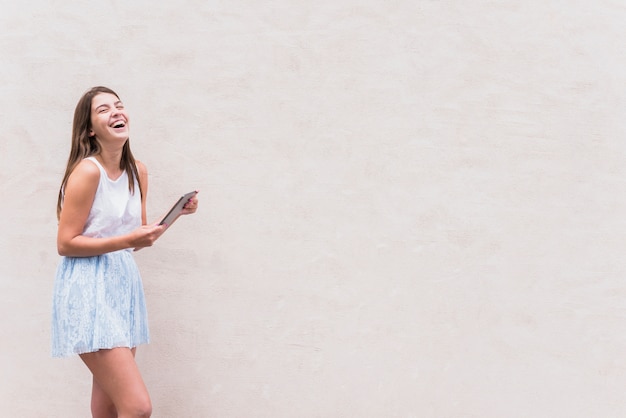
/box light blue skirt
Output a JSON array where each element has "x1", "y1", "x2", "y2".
[{"x1": 51, "y1": 250, "x2": 150, "y2": 358}]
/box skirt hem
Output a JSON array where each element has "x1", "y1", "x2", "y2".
[{"x1": 52, "y1": 340, "x2": 150, "y2": 359}]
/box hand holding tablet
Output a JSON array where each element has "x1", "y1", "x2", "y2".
[{"x1": 159, "y1": 190, "x2": 199, "y2": 227}]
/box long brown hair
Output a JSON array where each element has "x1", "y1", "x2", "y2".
[{"x1": 56, "y1": 86, "x2": 141, "y2": 219}]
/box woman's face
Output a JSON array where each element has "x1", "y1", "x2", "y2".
[{"x1": 89, "y1": 92, "x2": 130, "y2": 144}]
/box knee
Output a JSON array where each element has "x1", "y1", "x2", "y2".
[
  {"x1": 133, "y1": 399, "x2": 152, "y2": 418},
  {"x1": 123, "y1": 397, "x2": 151, "y2": 418},
  {"x1": 91, "y1": 399, "x2": 116, "y2": 418}
]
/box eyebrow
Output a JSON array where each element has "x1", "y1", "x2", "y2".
[{"x1": 94, "y1": 100, "x2": 123, "y2": 111}]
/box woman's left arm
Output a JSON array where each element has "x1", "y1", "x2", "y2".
[{"x1": 137, "y1": 160, "x2": 149, "y2": 226}]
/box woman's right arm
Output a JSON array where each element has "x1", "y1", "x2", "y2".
[{"x1": 57, "y1": 160, "x2": 164, "y2": 257}]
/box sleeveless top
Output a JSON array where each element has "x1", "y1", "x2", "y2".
[{"x1": 82, "y1": 156, "x2": 142, "y2": 245}]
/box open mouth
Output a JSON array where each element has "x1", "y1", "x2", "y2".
[{"x1": 111, "y1": 121, "x2": 126, "y2": 129}]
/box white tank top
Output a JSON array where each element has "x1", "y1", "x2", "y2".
[{"x1": 81, "y1": 157, "x2": 142, "y2": 246}]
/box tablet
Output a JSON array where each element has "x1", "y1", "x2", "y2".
[{"x1": 159, "y1": 190, "x2": 198, "y2": 226}]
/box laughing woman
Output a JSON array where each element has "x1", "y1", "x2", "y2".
[{"x1": 51, "y1": 86, "x2": 198, "y2": 418}]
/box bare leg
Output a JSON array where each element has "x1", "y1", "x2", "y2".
[
  {"x1": 81, "y1": 347, "x2": 152, "y2": 418},
  {"x1": 91, "y1": 377, "x2": 117, "y2": 418}
]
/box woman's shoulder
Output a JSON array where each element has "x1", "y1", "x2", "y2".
[
  {"x1": 135, "y1": 159, "x2": 147, "y2": 174},
  {"x1": 135, "y1": 160, "x2": 149, "y2": 185},
  {"x1": 63, "y1": 158, "x2": 101, "y2": 195},
  {"x1": 68, "y1": 158, "x2": 101, "y2": 184}
]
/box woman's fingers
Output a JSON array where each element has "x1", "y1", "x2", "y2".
[{"x1": 182, "y1": 196, "x2": 199, "y2": 214}]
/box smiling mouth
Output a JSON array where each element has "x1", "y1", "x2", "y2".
[{"x1": 112, "y1": 122, "x2": 126, "y2": 128}]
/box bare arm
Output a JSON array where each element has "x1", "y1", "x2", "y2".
[
  {"x1": 137, "y1": 160, "x2": 149, "y2": 226},
  {"x1": 57, "y1": 159, "x2": 165, "y2": 257}
]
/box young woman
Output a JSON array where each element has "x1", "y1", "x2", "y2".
[{"x1": 51, "y1": 86, "x2": 198, "y2": 418}]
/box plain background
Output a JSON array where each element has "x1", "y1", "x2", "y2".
[{"x1": 2, "y1": 1, "x2": 626, "y2": 417}]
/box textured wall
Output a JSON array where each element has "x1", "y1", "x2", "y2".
[{"x1": 2, "y1": 1, "x2": 626, "y2": 417}]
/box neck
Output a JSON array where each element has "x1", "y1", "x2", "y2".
[{"x1": 94, "y1": 142, "x2": 126, "y2": 178}]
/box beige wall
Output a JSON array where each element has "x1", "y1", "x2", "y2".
[{"x1": 2, "y1": 1, "x2": 626, "y2": 416}]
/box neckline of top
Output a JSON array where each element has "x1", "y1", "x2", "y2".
[{"x1": 85, "y1": 156, "x2": 126, "y2": 183}]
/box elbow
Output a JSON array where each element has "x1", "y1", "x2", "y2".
[{"x1": 57, "y1": 239, "x2": 71, "y2": 256}]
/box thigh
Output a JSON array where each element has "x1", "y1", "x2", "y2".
[
  {"x1": 91, "y1": 377, "x2": 117, "y2": 418},
  {"x1": 80, "y1": 348, "x2": 150, "y2": 414}
]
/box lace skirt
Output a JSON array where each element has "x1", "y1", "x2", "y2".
[{"x1": 51, "y1": 250, "x2": 150, "y2": 358}]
